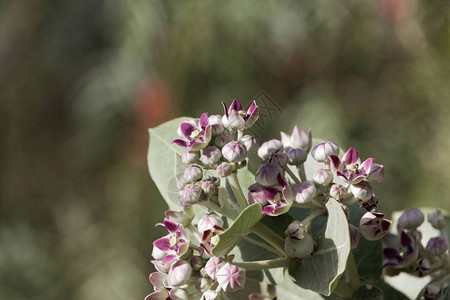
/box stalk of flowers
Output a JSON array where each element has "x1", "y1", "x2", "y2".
[{"x1": 146, "y1": 99, "x2": 450, "y2": 300}]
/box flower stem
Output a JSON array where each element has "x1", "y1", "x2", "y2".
[
  {"x1": 346, "y1": 251, "x2": 361, "y2": 290},
  {"x1": 252, "y1": 222, "x2": 286, "y2": 255},
  {"x1": 233, "y1": 257, "x2": 292, "y2": 271},
  {"x1": 303, "y1": 209, "x2": 326, "y2": 230},
  {"x1": 228, "y1": 172, "x2": 248, "y2": 209},
  {"x1": 284, "y1": 166, "x2": 300, "y2": 184},
  {"x1": 298, "y1": 164, "x2": 307, "y2": 182}
]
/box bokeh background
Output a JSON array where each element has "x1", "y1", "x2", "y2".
[{"x1": 1, "y1": 0, "x2": 450, "y2": 299}]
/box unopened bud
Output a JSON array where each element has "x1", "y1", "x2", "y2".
[
  {"x1": 167, "y1": 260, "x2": 192, "y2": 287},
  {"x1": 216, "y1": 263, "x2": 246, "y2": 292},
  {"x1": 423, "y1": 284, "x2": 441, "y2": 300},
  {"x1": 217, "y1": 162, "x2": 233, "y2": 178},
  {"x1": 190, "y1": 255, "x2": 205, "y2": 271},
  {"x1": 287, "y1": 148, "x2": 307, "y2": 165},
  {"x1": 284, "y1": 233, "x2": 314, "y2": 258},
  {"x1": 294, "y1": 181, "x2": 316, "y2": 204},
  {"x1": 367, "y1": 163, "x2": 384, "y2": 184},
  {"x1": 182, "y1": 166, "x2": 203, "y2": 183},
  {"x1": 208, "y1": 115, "x2": 224, "y2": 136},
  {"x1": 196, "y1": 277, "x2": 213, "y2": 292},
  {"x1": 270, "y1": 152, "x2": 288, "y2": 167},
  {"x1": 204, "y1": 257, "x2": 225, "y2": 280},
  {"x1": 350, "y1": 181, "x2": 373, "y2": 201},
  {"x1": 255, "y1": 162, "x2": 283, "y2": 186},
  {"x1": 198, "y1": 214, "x2": 224, "y2": 234},
  {"x1": 311, "y1": 141, "x2": 339, "y2": 163},
  {"x1": 239, "y1": 135, "x2": 259, "y2": 152},
  {"x1": 359, "y1": 212, "x2": 391, "y2": 241},
  {"x1": 428, "y1": 210, "x2": 446, "y2": 229},
  {"x1": 257, "y1": 139, "x2": 283, "y2": 160},
  {"x1": 330, "y1": 184, "x2": 347, "y2": 200},
  {"x1": 222, "y1": 141, "x2": 247, "y2": 163},
  {"x1": 426, "y1": 237, "x2": 448, "y2": 256},
  {"x1": 182, "y1": 150, "x2": 200, "y2": 164},
  {"x1": 215, "y1": 133, "x2": 231, "y2": 148},
  {"x1": 313, "y1": 169, "x2": 333, "y2": 186},
  {"x1": 398, "y1": 209, "x2": 424, "y2": 230},
  {"x1": 179, "y1": 184, "x2": 204, "y2": 207},
  {"x1": 200, "y1": 146, "x2": 222, "y2": 166},
  {"x1": 285, "y1": 220, "x2": 306, "y2": 240},
  {"x1": 359, "y1": 196, "x2": 379, "y2": 211}
]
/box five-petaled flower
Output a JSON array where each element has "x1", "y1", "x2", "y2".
[
  {"x1": 153, "y1": 219, "x2": 190, "y2": 264},
  {"x1": 260, "y1": 174, "x2": 293, "y2": 216},
  {"x1": 222, "y1": 99, "x2": 259, "y2": 130},
  {"x1": 329, "y1": 146, "x2": 374, "y2": 185},
  {"x1": 173, "y1": 113, "x2": 212, "y2": 150}
]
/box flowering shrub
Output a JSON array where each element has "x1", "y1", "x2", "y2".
[{"x1": 146, "y1": 99, "x2": 450, "y2": 300}]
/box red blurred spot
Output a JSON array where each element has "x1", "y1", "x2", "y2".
[{"x1": 381, "y1": 0, "x2": 407, "y2": 24}]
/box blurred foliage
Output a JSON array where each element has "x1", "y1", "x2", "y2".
[{"x1": 1, "y1": 0, "x2": 450, "y2": 299}]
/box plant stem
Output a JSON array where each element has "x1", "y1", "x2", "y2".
[
  {"x1": 203, "y1": 200, "x2": 237, "y2": 220},
  {"x1": 346, "y1": 251, "x2": 361, "y2": 290},
  {"x1": 297, "y1": 164, "x2": 307, "y2": 182},
  {"x1": 252, "y1": 222, "x2": 286, "y2": 256},
  {"x1": 233, "y1": 257, "x2": 292, "y2": 271},
  {"x1": 284, "y1": 166, "x2": 300, "y2": 184},
  {"x1": 228, "y1": 172, "x2": 248, "y2": 209},
  {"x1": 303, "y1": 209, "x2": 326, "y2": 230}
]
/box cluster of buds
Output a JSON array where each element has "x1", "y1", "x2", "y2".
[
  {"x1": 146, "y1": 99, "x2": 450, "y2": 299},
  {"x1": 383, "y1": 209, "x2": 449, "y2": 299},
  {"x1": 147, "y1": 210, "x2": 246, "y2": 300}
]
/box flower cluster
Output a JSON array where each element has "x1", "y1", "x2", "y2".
[
  {"x1": 146, "y1": 99, "x2": 449, "y2": 300},
  {"x1": 383, "y1": 209, "x2": 449, "y2": 299}
]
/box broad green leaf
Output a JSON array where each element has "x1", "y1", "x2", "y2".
[
  {"x1": 212, "y1": 203, "x2": 263, "y2": 257},
  {"x1": 376, "y1": 280, "x2": 409, "y2": 300},
  {"x1": 289, "y1": 198, "x2": 351, "y2": 296},
  {"x1": 147, "y1": 117, "x2": 189, "y2": 209},
  {"x1": 353, "y1": 286, "x2": 383, "y2": 300},
  {"x1": 348, "y1": 203, "x2": 383, "y2": 284},
  {"x1": 384, "y1": 207, "x2": 450, "y2": 299},
  {"x1": 276, "y1": 276, "x2": 324, "y2": 300}
]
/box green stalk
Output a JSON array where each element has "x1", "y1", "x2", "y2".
[
  {"x1": 298, "y1": 164, "x2": 307, "y2": 182},
  {"x1": 252, "y1": 222, "x2": 286, "y2": 255},
  {"x1": 233, "y1": 257, "x2": 292, "y2": 271},
  {"x1": 284, "y1": 166, "x2": 301, "y2": 184},
  {"x1": 346, "y1": 251, "x2": 361, "y2": 290},
  {"x1": 228, "y1": 172, "x2": 248, "y2": 209}
]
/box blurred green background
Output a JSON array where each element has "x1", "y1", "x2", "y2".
[{"x1": 1, "y1": 0, "x2": 450, "y2": 299}]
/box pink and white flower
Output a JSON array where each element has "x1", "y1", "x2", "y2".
[
  {"x1": 329, "y1": 146, "x2": 374, "y2": 185},
  {"x1": 173, "y1": 113, "x2": 212, "y2": 150}
]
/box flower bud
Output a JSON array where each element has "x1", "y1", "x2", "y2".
[
  {"x1": 248, "y1": 183, "x2": 268, "y2": 206},
  {"x1": 398, "y1": 209, "x2": 424, "y2": 230},
  {"x1": 349, "y1": 224, "x2": 360, "y2": 249},
  {"x1": 359, "y1": 212, "x2": 391, "y2": 241},
  {"x1": 208, "y1": 115, "x2": 224, "y2": 136},
  {"x1": 217, "y1": 162, "x2": 233, "y2": 178},
  {"x1": 428, "y1": 210, "x2": 446, "y2": 229},
  {"x1": 257, "y1": 139, "x2": 283, "y2": 160},
  {"x1": 168, "y1": 289, "x2": 188, "y2": 300},
  {"x1": 200, "y1": 146, "x2": 222, "y2": 166},
  {"x1": 201, "y1": 180, "x2": 216, "y2": 194},
  {"x1": 350, "y1": 181, "x2": 373, "y2": 201},
  {"x1": 182, "y1": 150, "x2": 200, "y2": 164},
  {"x1": 284, "y1": 233, "x2": 314, "y2": 258},
  {"x1": 179, "y1": 184, "x2": 204, "y2": 207},
  {"x1": 222, "y1": 141, "x2": 247, "y2": 163},
  {"x1": 280, "y1": 126, "x2": 311, "y2": 151},
  {"x1": 426, "y1": 237, "x2": 448, "y2": 256},
  {"x1": 294, "y1": 181, "x2": 316, "y2": 204},
  {"x1": 255, "y1": 162, "x2": 283, "y2": 186},
  {"x1": 201, "y1": 290, "x2": 222, "y2": 300},
  {"x1": 311, "y1": 141, "x2": 339, "y2": 163},
  {"x1": 216, "y1": 263, "x2": 246, "y2": 292},
  {"x1": 285, "y1": 220, "x2": 306, "y2": 240},
  {"x1": 270, "y1": 152, "x2": 288, "y2": 167},
  {"x1": 182, "y1": 166, "x2": 203, "y2": 184},
  {"x1": 190, "y1": 255, "x2": 205, "y2": 271},
  {"x1": 215, "y1": 133, "x2": 231, "y2": 148},
  {"x1": 423, "y1": 284, "x2": 441, "y2": 300},
  {"x1": 204, "y1": 257, "x2": 225, "y2": 280},
  {"x1": 330, "y1": 184, "x2": 347, "y2": 200},
  {"x1": 196, "y1": 277, "x2": 213, "y2": 292},
  {"x1": 413, "y1": 257, "x2": 431, "y2": 277},
  {"x1": 287, "y1": 148, "x2": 307, "y2": 165},
  {"x1": 313, "y1": 169, "x2": 333, "y2": 186},
  {"x1": 167, "y1": 260, "x2": 192, "y2": 287},
  {"x1": 367, "y1": 163, "x2": 384, "y2": 184},
  {"x1": 239, "y1": 135, "x2": 259, "y2": 152},
  {"x1": 198, "y1": 214, "x2": 224, "y2": 234}
]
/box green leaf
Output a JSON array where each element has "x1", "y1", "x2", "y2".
[
  {"x1": 276, "y1": 275, "x2": 325, "y2": 300},
  {"x1": 353, "y1": 286, "x2": 383, "y2": 300},
  {"x1": 147, "y1": 117, "x2": 190, "y2": 209},
  {"x1": 348, "y1": 204, "x2": 383, "y2": 284},
  {"x1": 289, "y1": 198, "x2": 351, "y2": 296},
  {"x1": 212, "y1": 203, "x2": 263, "y2": 257},
  {"x1": 376, "y1": 280, "x2": 409, "y2": 300}
]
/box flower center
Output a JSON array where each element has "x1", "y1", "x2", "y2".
[
  {"x1": 190, "y1": 129, "x2": 201, "y2": 139},
  {"x1": 170, "y1": 235, "x2": 178, "y2": 247},
  {"x1": 346, "y1": 163, "x2": 358, "y2": 173}
]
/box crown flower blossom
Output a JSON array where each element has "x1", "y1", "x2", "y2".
[
  {"x1": 329, "y1": 146, "x2": 374, "y2": 185},
  {"x1": 146, "y1": 100, "x2": 450, "y2": 299},
  {"x1": 222, "y1": 99, "x2": 259, "y2": 130},
  {"x1": 173, "y1": 113, "x2": 212, "y2": 150}
]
